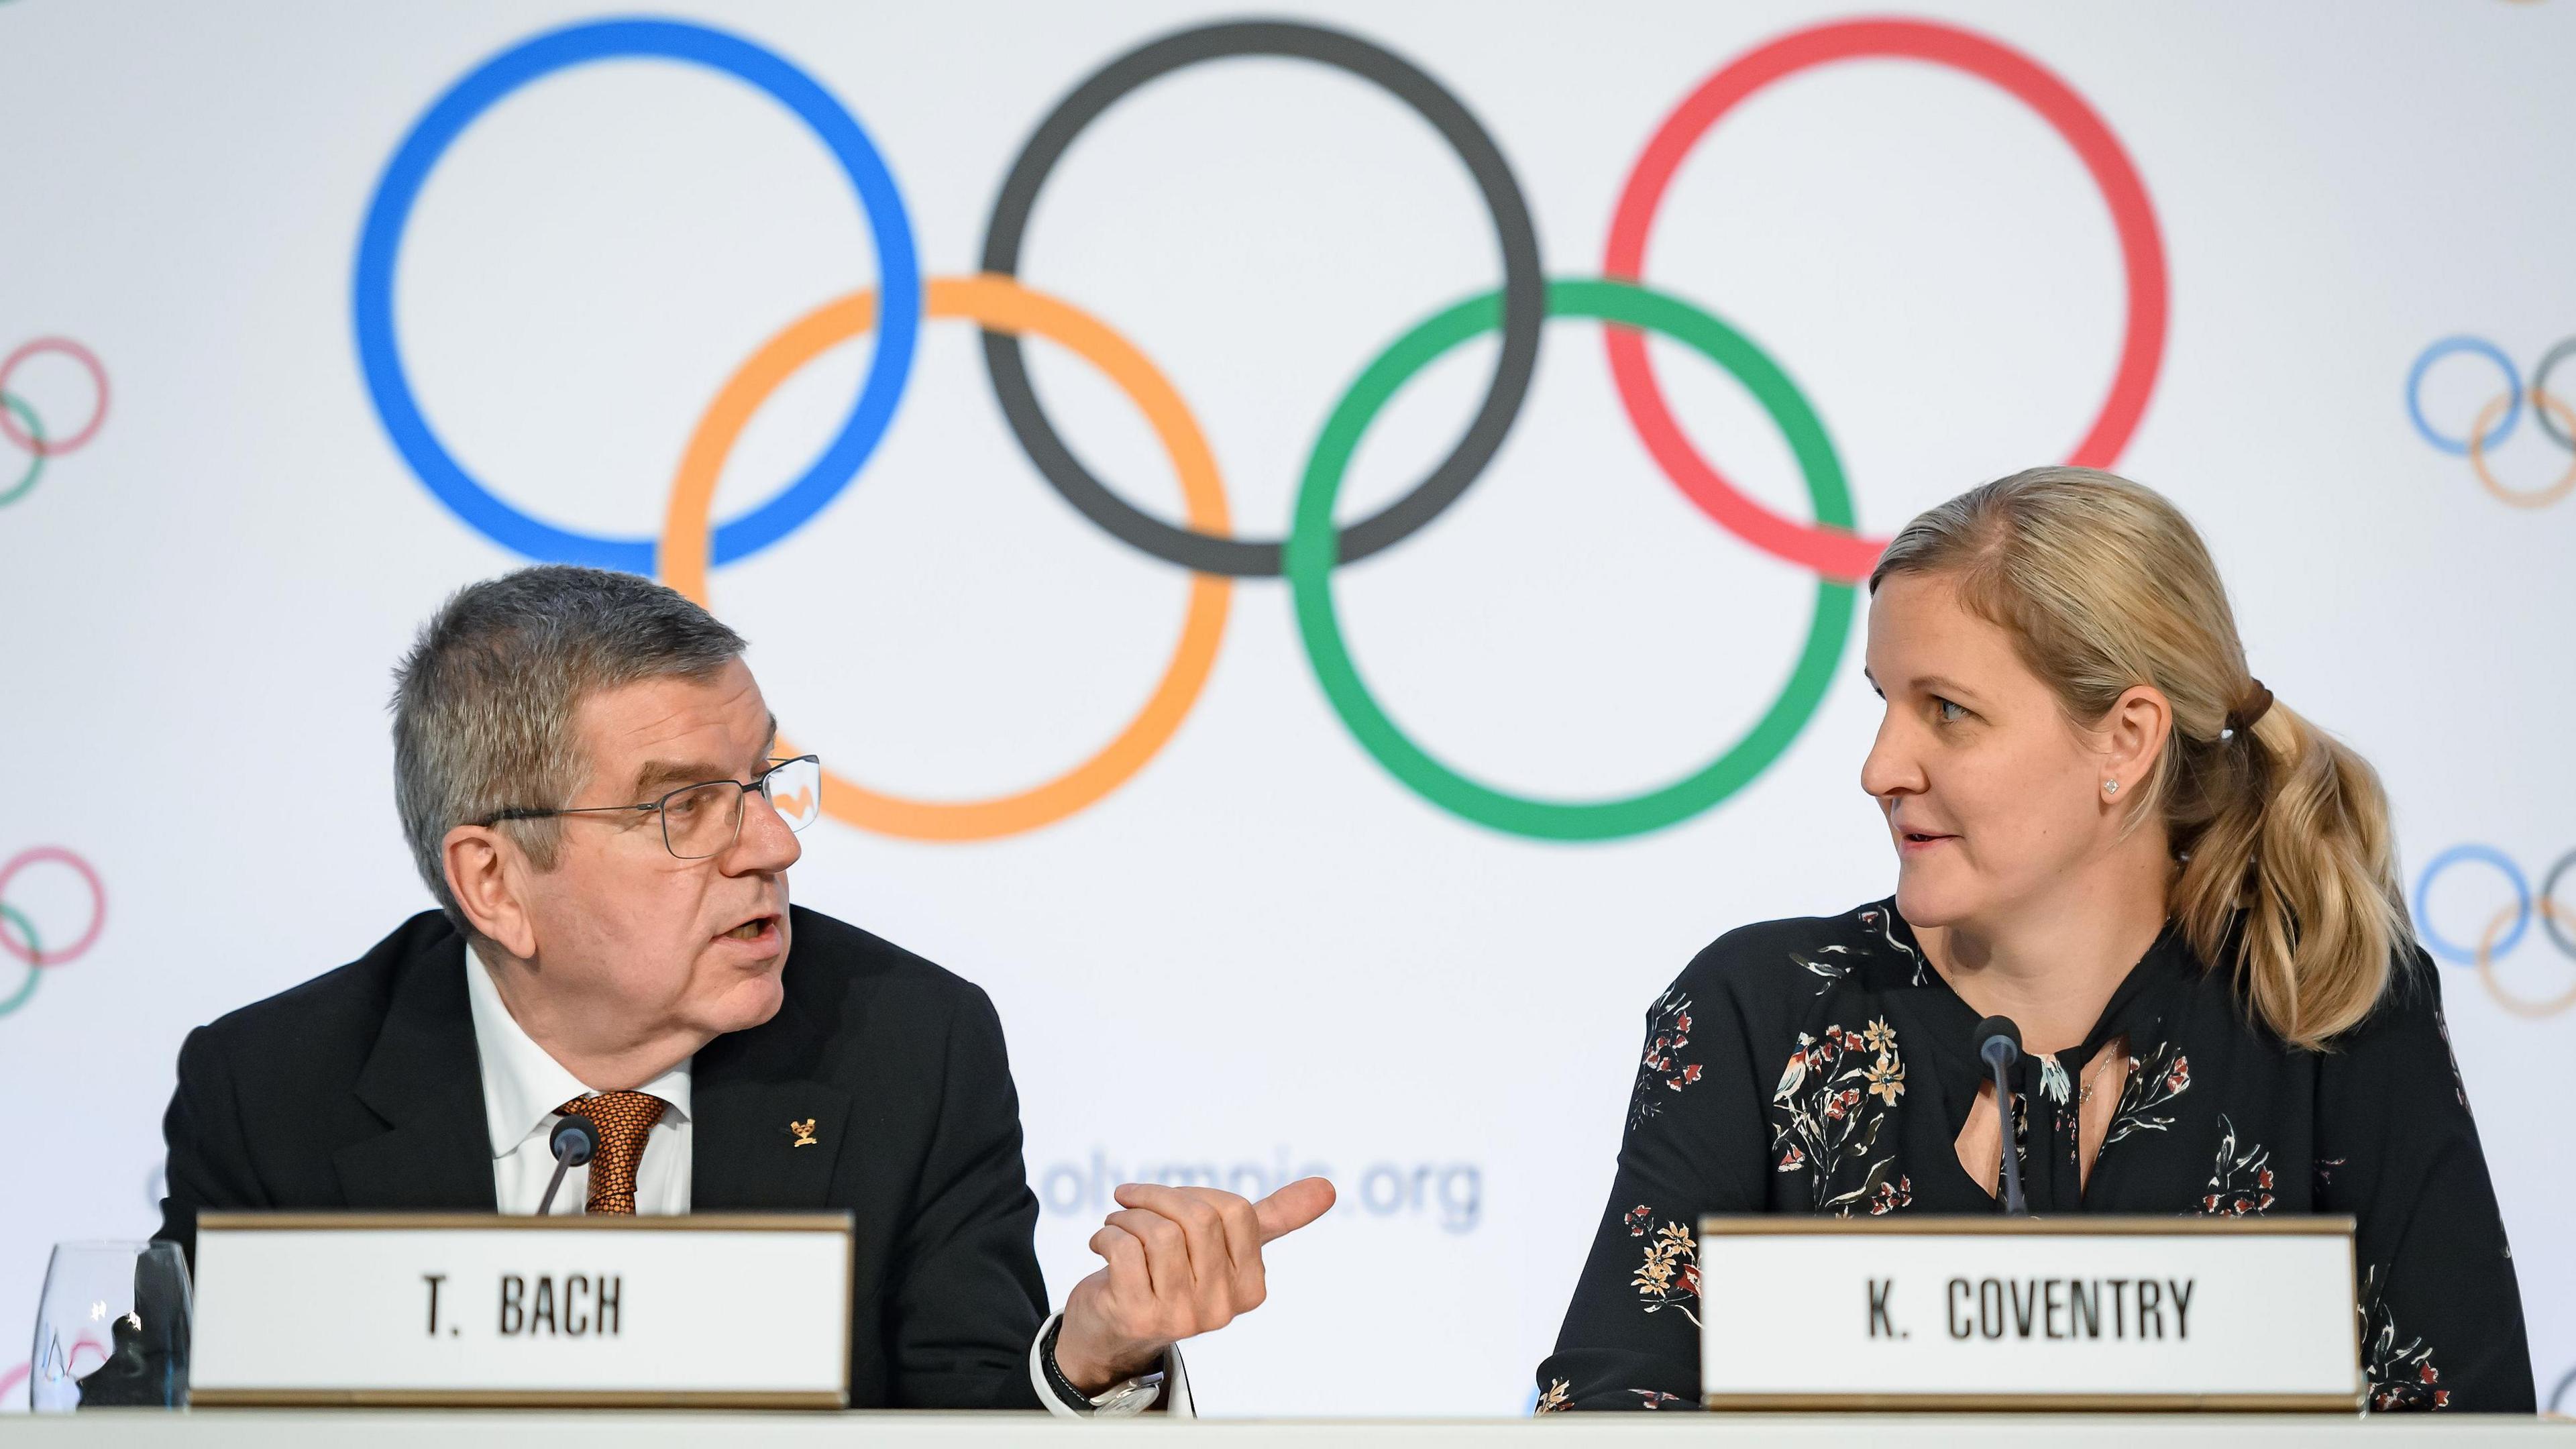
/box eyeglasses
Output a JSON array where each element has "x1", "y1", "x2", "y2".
[{"x1": 480, "y1": 755, "x2": 822, "y2": 861}]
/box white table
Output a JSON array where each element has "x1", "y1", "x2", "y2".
[{"x1": 9, "y1": 1412, "x2": 2573, "y2": 1447}]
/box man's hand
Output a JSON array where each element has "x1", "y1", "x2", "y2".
[{"x1": 1053, "y1": 1176, "x2": 1335, "y2": 1393}]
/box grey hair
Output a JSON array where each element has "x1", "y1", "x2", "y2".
[{"x1": 391, "y1": 565, "x2": 747, "y2": 935}]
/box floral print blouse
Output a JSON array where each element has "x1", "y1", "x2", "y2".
[{"x1": 1537, "y1": 899, "x2": 2534, "y2": 1413}]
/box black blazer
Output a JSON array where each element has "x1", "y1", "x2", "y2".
[{"x1": 155, "y1": 906, "x2": 1051, "y2": 1409}]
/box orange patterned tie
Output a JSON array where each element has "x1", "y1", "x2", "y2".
[{"x1": 555, "y1": 1091, "x2": 666, "y2": 1215}]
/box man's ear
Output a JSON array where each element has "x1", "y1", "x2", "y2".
[
  {"x1": 2100, "y1": 684, "x2": 2173, "y2": 800},
  {"x1": 443, "y1": 825, "x2": 537, "y2": 960}
]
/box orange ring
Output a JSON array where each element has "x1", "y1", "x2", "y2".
[
  {"x1": 2474, "y1": 898, "x2": 2576, "y2": 1019},
  {"x1": 659, "y1": 274, "x2": 1232, "y2": 840},
  {"x1": 2465, "y1": 388, "x2": 2576, "y2": 508}
]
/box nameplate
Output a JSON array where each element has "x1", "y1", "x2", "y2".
[
  {"x1": 190, "y1": 1212, "x2": 853, "y2": 1408},
  {"x1": 1697, "y1": 1216, "x2": 2359, "y2": 1411}
]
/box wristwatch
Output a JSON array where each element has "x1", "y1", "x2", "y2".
[{"x1": 1039, "y1": 1315, "x2": 1165, "y2": 1415}]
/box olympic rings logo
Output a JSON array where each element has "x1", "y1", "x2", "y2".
[
  {"x1": 2404, "y1": 336, "x2": 2576, "y2": 508},
  {"x1": 0, "y1": 337, "x2": 110, "y2": 510},
  {"x1": 358, "y1": 15, "x2": 2165, "y2": 842},
  {"x1": 2413, "y1": 845, "x2": 2576, "y2": 1018},
  {"x1": 0, "y1": 846, "x2": 109, "y2": 1020}
]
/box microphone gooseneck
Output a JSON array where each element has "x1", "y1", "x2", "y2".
[
  {"x1": 1971, "y1": 1015, "x2": 2028, "y2": 1215},
  {"x1": 537, "y1": 1113, "x2": 601, "y2": 1217}
]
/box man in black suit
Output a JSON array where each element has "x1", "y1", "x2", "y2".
[{"x1": 155, "y1": 566, "x2": 1331, "y2": 1413}]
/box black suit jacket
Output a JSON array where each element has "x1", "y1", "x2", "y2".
[{"x1": 155, "y1": 906, "x2": 1051, "y2": 1409}]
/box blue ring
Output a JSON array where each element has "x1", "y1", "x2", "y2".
[
  {"x1": 352, "y1": 18, "x2": 920, "y2": 571},
  {"x1": 2414, "y1": 843, "x2": 2530, "y2": 965},
  {"x1": 2405, "y1": 336, "x2": 2520, "y2": 457}
]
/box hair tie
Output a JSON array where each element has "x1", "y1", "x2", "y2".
[{"x1": 2223, "y1": 679, "x2": 2273, "y2": 739}]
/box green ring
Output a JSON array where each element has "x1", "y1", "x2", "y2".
[
  {"x1": 0, "y1": 903, "x2": 41, "y2": 1018},
  {"x1": 0, "y1": 392, "x2": 46, "y2": 508},
  {"x1": 1285, "y1": 276, "x2": 1858, "y2": 841}
]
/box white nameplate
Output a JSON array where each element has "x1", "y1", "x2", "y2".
[
  {"x1": 191, "y1": 1212, "x2": 853, "y2": 1407},
  {"x1": 1698, "y1": 1216, "x2": 2359, "y2": 1411}
]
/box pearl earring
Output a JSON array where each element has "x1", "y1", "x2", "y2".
[{"x1": 2104, "y1": 780, "x2": 2121, "y2": 796}]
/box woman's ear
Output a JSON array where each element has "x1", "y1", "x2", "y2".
[
  {"x1": 443, "y1": 824, "x2": 537, "y2": 959},
  {"x1": 2100, "y1": 684, "x2": 2173, "y2": 800}
]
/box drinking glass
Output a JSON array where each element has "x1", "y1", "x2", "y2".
[{"x1": 30, "y1": 1240, "x2": 190, "y2": 1410}]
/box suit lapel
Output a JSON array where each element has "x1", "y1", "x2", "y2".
[
  {"x1": 327, "y1": 918, "x2": 853, "y2": 1212},
  {"x1": 335, "y1": 930, "x2": 499, "y2": 1211},
  {"x1": 691, "y1": 990, "x2": 851, "y2": 1210}
]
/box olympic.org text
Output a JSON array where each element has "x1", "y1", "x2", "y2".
[{"x1": 1036, "y1": 1149, "x2": 1482, "y2": 1235}]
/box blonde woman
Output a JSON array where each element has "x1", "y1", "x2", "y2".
[{"x1": 1535, "y1": 468, "x2": 2530, "y2": 1414}]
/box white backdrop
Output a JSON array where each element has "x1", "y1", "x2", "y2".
[{"x1": 2, "y1": 0, "x2": 2570, "y2": 1415}]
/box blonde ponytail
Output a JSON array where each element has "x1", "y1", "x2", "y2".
[{"x1": 1872, "y1": 468, "x2": 2411, "y2": 1049}]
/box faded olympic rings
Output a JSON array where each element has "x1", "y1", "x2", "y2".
[
  {"x1": 2470, "y1": 900, "x2": 2576, "y2": 1019},
  {"x1": 0, "y1": 905, "x2": 41, "y2": 1017},
  {"x1": 658, "y1": 276, "x2": 1233, "y2": 841},
  {"x1": 2414, "y1": 845, "x2": 2576, "y2": 1018},
  {"x1": 354, "y1": 17, "x2": 921, "y2": 572},
  {"x1": 2467, "y1": 390, "x2": 2576, "y2": 508},
  {"x1": 366, "y1": 15, "x2": 2163, "y2": 841},
  {"x1": 1, "y1": 336, "x2": 111, "y2": 509},
  {"x1": 2409, "y1": 337, "x2": 2523, "y2": 454},
  {"x1": 1601, "y1": 19, "x2": 2167, "y2": 584},
  {"x1": 2404, "y1": 335, "x2": 2576, "y2": 508},
  {"x1": 0, "y1": 394, "x2": 46, "y2": 508},
  {"x1": 979, "y1": 20, "x2": 1544, "y2": 579},
  {"x1": 0, "y1": 337, "x2": 110, "y2": 456},
  {"x1": 1289, "y1": 278, "x2": 1856, "y2": 839},
  {"x1": 2536, "y1": 338, "x2": 2576, "y2": 449},
  {"x1": 0, "y1": 846, "x2": 109, "y2": 1020}
]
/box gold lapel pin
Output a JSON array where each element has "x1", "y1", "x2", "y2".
[{"x1": 789, "y1": 1118, "x2": 818, "y2": 1148}]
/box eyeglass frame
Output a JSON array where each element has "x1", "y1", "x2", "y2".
[{"x1": 475, "y1": 754, "x2": 822, "y2": 861}]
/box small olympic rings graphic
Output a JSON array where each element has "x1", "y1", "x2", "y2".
[
  {"x1": 0, "y1": 336, "x2": 111, "y2": 509},
  {"x1": 2412, "y1": 844, "x2": 2576, "y2": 1018},
  {"x1": 363, "y1": 14, "x2": 2164, "y2": 842},
  {"x1": 2403, "y1": 335, "x2": 2576, "y2": 508},
  {"x1": 0, "y1": 846, "x2": 109, "y2": 1020}
]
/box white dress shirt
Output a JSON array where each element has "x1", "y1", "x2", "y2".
[
  {"x1": 460, "y1": 955, "x2": 1184, "y2": 1415},
  {"x1": 463, "y1": 950, "x2": 692, "y2": 1214}
]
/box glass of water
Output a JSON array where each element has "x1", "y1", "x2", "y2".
[{"x1": 29, "y1": 1240, "x2": 191, "y2": 1410}]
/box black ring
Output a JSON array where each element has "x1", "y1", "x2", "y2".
[
  {"x1": 978, "y1": 19, "x2": 1544, "y2": 578},
  {"x1": 2542, "y1": 847, "x2": 2576, "y2": 961},
  {"x1": 2532, "y1": 337, "x2": 2576, "y2": 452}
]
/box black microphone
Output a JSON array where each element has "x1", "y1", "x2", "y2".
[
  {"x1": 1971, "y1": 1016, "x2": 2028, "y2": 1214},
  {"x1": 537, "y1": 1113, "x2": 600, "y2": 1217}
]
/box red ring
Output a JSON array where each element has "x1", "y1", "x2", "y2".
[
  {"x1": 0, "y1": 337, "x2": 111, "y2": 456},
  {"x1": 0, "y1": 846, "x2": 108, "y2": 967},
  {"x1": 1601, "y1": 19, "x2": 2169, "y2": 584}
]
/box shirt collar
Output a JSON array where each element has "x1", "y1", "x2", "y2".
[{"x1": 462, "y1": 950, "x2": 694, "y2": 1160}]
